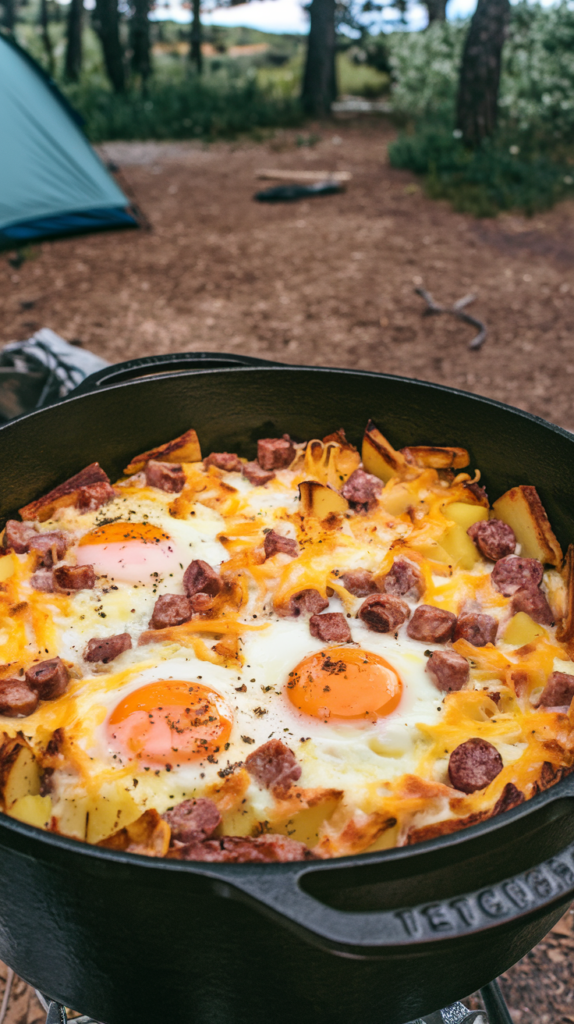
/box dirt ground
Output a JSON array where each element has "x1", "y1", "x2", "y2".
[
  {"x1": 2, "y1": 120, "x2": 574, "y2": 429},
  {"x1": 1, "y1": 119, "x2": 574, "y2": 1023}
]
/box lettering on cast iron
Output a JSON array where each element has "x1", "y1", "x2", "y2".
[{"x1": 393, "y1": 846, "x2": 574, "y2": 937}]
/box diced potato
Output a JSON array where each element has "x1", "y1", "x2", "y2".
[
  {"x1": 440, "y1": 523, "x2": 480, "y2": 571},
  {"x1": 299, "y1": 481, "x2": 349, "y2": 519},
  {"x1": 124, "y1": 428, "x2": 202, "y2": 475},
  {"x1": 53, "y1": 795, "x2": 89, "y2": 841},
  {"x1": 99, "y1": 809, "x2": 170, "y2": 857},
  {"x1": 379, "y1": 482, "x2": 413, "y2": 517},
  {"x1": 503, "y1": 612, "x2": 546, "y2": 646},
  {"x1": 557, "y1": 545, "x2": 574, "y2": 644},
  {"x1": 362, "y1": 420, "x2": 409, "y2": 483},
  {"x1": 442, "y1": 502, "x2": 489, "y2": 531},
  {"x1": 9, "y1": 794, "x2": 52, "y2": 830},
  {"x1": 401, "y1": 446, "x2": 470, "y2": 470},
  {"x1": 412, "y1": 541, "x2": 452, "y2": 565},
  {"x1": 0, "y1": 554, "x2": 15, "y2": 583},
  {"x1": 493, "y1": 485, "x2": 562, "y2": 567},
  {"x1": 0, "y1": 742, "x2": 41, "y2": 810},
  {"x1": 86, "y1": 786, "x2": 141, "y2": 845},
  {"x1": 276, "y1": 797, "x2": 341, "y2": 848}
]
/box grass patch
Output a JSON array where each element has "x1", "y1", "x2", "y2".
[{"x1": 389, "y1": 120, "x2": 574, "y2": 217}]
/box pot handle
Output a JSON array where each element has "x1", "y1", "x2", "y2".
[
  {"x1": 211, "y1": 835, "x2": 574, "y2": 957},
  {"x1": 71, "y1": 351, "x2": 286, "y2": 397}
]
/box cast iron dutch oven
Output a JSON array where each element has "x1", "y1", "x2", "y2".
[{"x1": 1, "y1": 352, "x2": 574, "y2": 1024}]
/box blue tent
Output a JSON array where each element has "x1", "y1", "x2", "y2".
[{"x1": 0, "y1": 35, "x2": 138, "y2": 247}]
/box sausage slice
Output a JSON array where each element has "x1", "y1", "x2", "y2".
[
  {"x1": 53, "y1": 564, "x2": 96, "y2": 591},
  {"x1": 538, "y1": 671, "x2": 574, "y2": 707},
  {"x1": 491, "y1": 556, "x2": 543, "y2": 596},
  {"x1": 145, "y1": 460, "x2": 185, "y2": 493},
  {"x1": 84, "y1": 634, "x2": 132, "y2": 664},
  {"x1": 467, "y1": 520, "x2": 516, "y2": 561},
  {"x1": 0, "y1": 678, "x2": 39, "y2": 717},
  {"x1": 406, "y1": 605, "x2": 456, "y2": 643},
  {"x1": 309, "y1": 612, "x2": 352, "y2": 643},
  {"x1": 341, "y1": 569, "x2": 378, "y2": 597},
  {"x1": 381, "y1": 557, "x2": 425, "y2": 601},
  {"x1": 183, "y1": 559, "x2": 222, "y2": 598},
  {"x1": 257, "y1": 436, "x2": 296, "y2": 471},
  {"x1": 25, "y1": 657, "x2": 69, "y2": 700},
  {"x1": 511, "y1": 586, "x2": 553, "y2": 625},
  {"x1": 245, "y1": 739, "x2": 302, "y2": 794},
  {"x1": 358, "y1": 594, "x2": 410, "y2": 633},
  {"x1": 341, "y1": 468, "x2": 382, "y2": 511},
  {"x1": 426, "y1": 650, "x2": 469, "y2": 691},
  {"x1": 264, "y1": 530, "x2": 298, "y2": 560},
  {"x1": 454, "y1": 612, "x2": 498, "y2": 647},
  {"x1": 448, "y1": 738, "x2": 503, "y2": 793},
  {"x1": 163, "y1": 798, "x2": 222, "y2": 843}
]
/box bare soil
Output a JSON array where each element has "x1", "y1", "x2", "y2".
[
  {"x1": 1, "y1": 119, "x2": 574, "y2": 1022},
  {"x1": 1, "y1": 120, "x2": 574, "y2": 429}
]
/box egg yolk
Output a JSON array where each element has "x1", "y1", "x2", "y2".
[
  {"x1": 286, "y1": 647, "x2": 402, "y2": 720},
  {"x1": 107, "y1": 680, "x2": 233, "y2": 767},
  {"x1": 78, "y1": 523, "x2": 170, "y2": 546},
  {"x1": 76, "y1": 522, "x2": 178, "y2": 583}
]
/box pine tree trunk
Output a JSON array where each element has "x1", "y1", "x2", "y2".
[
  {"x1": 94, "y1": 0, "x2": 126, "y2": 93},
  {"x1": 3, "y1": 0, "x2": 17, "y2": 32},
  {"x1": 189, "y1": 0, "x2": 202, "y2": 74},
  {"x1": 65, "y1": 0, "x2": 83, "y2": 82},
  {"x1": 456, "y1": 0, "x2": 510, "y2": 147},
  {"x1": 301, "y1": 0, "x2": 337, "y2": 117},
  {"x1": 425, "y1": 0, "x2": 446, "y2": 23},
  {"x1": 39, "y1": 0, "x2": 55, "y2": 75},
  {"x1": 130, "y1": 0, "x2": 152, "y2": 81}
]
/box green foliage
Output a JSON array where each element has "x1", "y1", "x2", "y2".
[
  {"x1": 63, "y1": 73, "x2": 303, "y2": 142},
  {"x1": 385, "y1": 2, "x2": 574, "y2": 216},
  {"x1": 389, "y1": 120, "x2": 574, "y2": 217}
]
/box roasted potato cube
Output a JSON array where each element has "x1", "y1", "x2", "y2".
[
  {"x1": 124, "y1": 429, "x2": 202, "y2": 475},
  {"x1": 0, "y1": 738, "x2": 41, "y2": 810},
  {"x1": 379, "y1": 482, "x2": 413, "y2": 517},
  {"x1": 99, "y1": 808, "x2": 170, "y2": 857},
  {"x1": 299, "y1": 481, "x2": 349, "y2": 519},
  {"x1": 362, "y1": 421, "x2": 409, "y2": 483},
  {"x1": 442, "y1": 502, "x2": 489, "y2": 531},
  {"x1": 52, "y1": 795, "x2": 89, "y2": 841},
  {"x1": 401, "y1": 446, "x2": 469, "y2": 470},
  {"x1": 0, "y1": 554, "x2": 16, "y2": 583},
  {"x1": 557, "y1": 545, "x2": 574, "y2": 644},
  {"x1": 86, "y1": 785, "x2": 141, "y2": 844},
  {"x1": 440, "y1": 523, "x2": 480, "y2": 571},
  {"x1": 19, "y1": 463, "x2": 112, "y2": 522},
  {"x1": 503, "y1": 612, "x2": 546, "y2": 646},
  {"x1": 493, "y1": 485, "x2": 562, "y2": 567},
  {"x1": 9, "y1": 794, "x2": 52, "y2": 829}
]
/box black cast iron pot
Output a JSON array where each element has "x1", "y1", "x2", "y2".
[{"x1": 1, "y1": 352, "x2": 574, "y2": 1024}]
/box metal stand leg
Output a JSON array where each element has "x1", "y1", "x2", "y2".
[{"x1": 479, "y1": 980, "x2": 513, "y2": 1024}]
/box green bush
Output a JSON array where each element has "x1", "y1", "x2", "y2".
[
  {"x1": 389, "y1": 120, "x2": 574, "y2": 217},
  {"x1": 62, "y1": 73, "x2": 303, "y2": 142}
]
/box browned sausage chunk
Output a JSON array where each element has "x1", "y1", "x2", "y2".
[
  {"x1": 406, "y1": 605, "x2": 456, "y2": 643},
  {"x1": 310, "y1": 612, "x2": 352, "y2": 643},
  {"x1": 25, "y1": 657, "x2": 69, "y2": 700},
  {"x1": 264, "y1": 530, "x2": 299, "y2": 560},
  {"x1": 145, "y1": 460, "x2": 185, "y2": 494},
  {"x1": 257, "y1": 435, "x2": 296, "y2": 471},
  {"x1": 491, "y1": 556, "x2": 544, "y2": 596},
  {"x1": 276, "y1": 589, "x2": 329, "y2": 618},
  {"x1": 381, "y1": 557, "x2": 425, "y2": 601},
  {"x1": 538, "y1": 671, "x2": 574, "y2": 707},
  {"x1": 341, "y1": 569, "x2": 378, "y2": 597},
  {"x1": 84, "y1": 634, "x2": 132, "y2": 664},
  {"x1": 204, "y1": 452, "x2": 243, "y2": 472},
  {"x1": 189, "y1": 593, "x2": 214, "y2": 612},
  {"x1": 3, "y1": 520, "x2": 37, "y2": 553},
  {"x1": 30, "y1": 570, "x2": 54, "y2": 593},
  {"x1": 511, "y1": 586, "x2": 553, "y2": 625},
  {"x1": 28, "y1": 532, "x2": 68, "y2": 568},
  {"x1": 467, "y1": 520, "x2": 516, "y2": 561},
  {"x1": 163, "y1": 797, "x2": 221, "y2": 843},
  {"x1": 53, "y1": 564, "x2": 96, "y2": 591},
  {"x1": 78, "y1": 481, "x2": 115, "y2": 512},
  {"x1": 454, "y1": 612, "x2": 498, "y2": 647},
  {"x1": 183, "y1": 559, "x2": 222, "y2": 598},
  {"x1": 245, "y1": 738, "x2": 302, "y2": 794},
  {"x1": 242, "y1": 461, "x2": 275, "y2": 486},
  {"x1": 149, "y1": 594, "x2": 192, "y2": 629},
  {"x1": 358, "y1": 594, "x2": 410, "y2": 633},
  {"x1": 448, "y1": 738, "x2": 503, "y2": 793},
  {"x1": 426, "y1": 650, "x2": 469, "y2": 691},
  {"x1": 0, "y1": 678, "x2": 39, "y2": 717},
  {"x1": 341, "y1": 468, "x2": 382, "y2": 511}
]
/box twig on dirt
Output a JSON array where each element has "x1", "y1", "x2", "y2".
[
  {"x1": 0, "y1": 968, "x2": 14, "y2": 1024},
  {"x1": 415, "y1": 287, "x2": 487, "y2": 351}
]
